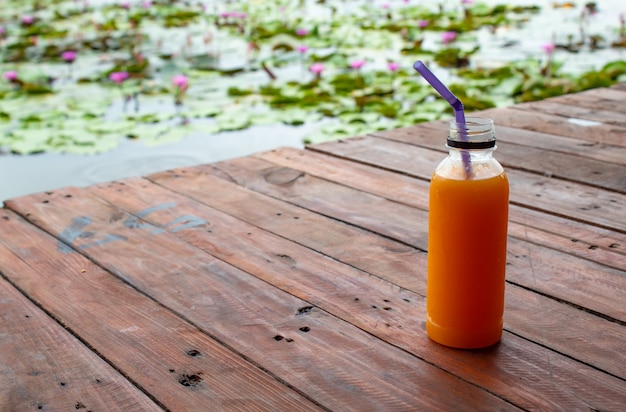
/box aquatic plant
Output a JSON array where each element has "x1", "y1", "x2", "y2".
[{"x1": 0, "y1": 0, "x2": 623, "y2": 155}]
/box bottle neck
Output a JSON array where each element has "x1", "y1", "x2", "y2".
[{"x1": 447, "y1": 146, "x2": 496, "y2": 162}]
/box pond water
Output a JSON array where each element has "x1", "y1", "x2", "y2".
[{"x1": 1, "y1": 0, "x2": 625, "y2": 204}]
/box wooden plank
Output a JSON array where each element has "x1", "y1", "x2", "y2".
[
  {"x1": 510, "y1": 99, "x2": 626, "y2": 128},
  {"x1": 550, "y1": 87, "x2": 626, "y2": 114},
  {"x1": 307, "y1": 137, "x2": 626, "y2": 233},
  {"x1": 0, "y1": 273, "x2": 163, "y2": 411},
  {"x1": 87, "y1": 176, "x2": 626, "y2": 409},
  {"x1": 0, "y1": 210, "x2": 323, "y2": 411},
  {"x1": 574, "y1": 87, "x2": 626, "y2": 102},
  {"x1": 373, "y1": 119, "x2": 626, "y2": 167},
  {"x1": 371, "y1": 122, "x2": 626, "y2": 193},
  {"x1": 3, "y1": 192, "x2": 512, "y2": 411},
  {"x1": 258, "y1": 147, "x2": 626, "y2": 268},
  {"x1": 142, "y1": 169, "x2": 626, "y2": 378},
  {"x1": 147, "y1": 167, "x2": 424, "y2": 294},
  {"x1": 188, "y1": 155, "x2": 626, "y2": 323},
  {"x1": 475, "y1": 107, "x2": 626, "y2": 148},
  {"x1": 611, "y1": 82, "x2": 626, "y2": 92}
]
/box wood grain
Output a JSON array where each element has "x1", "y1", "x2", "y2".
[
  {"x1": 5, "y1": 189, "x2": 512, "y2": 411},
  {"x1": 510, "y1": 99, "x2": 626, "y2": 128},
  {"x1": 370, "y1": 122, "x2": 626, "y2": 194},
  {"x1": 373, "y1": 120, "x2": 626, "y2": 171},
  {"x1": 476, "y1": 107, "x2": 626, "y2": 148},
  {"x1": 85, "y1": 176, "x2": 626, "y2": 410},
  {"x1": 257, "y1": 147, "x2": 626, "y2": 267},
  {"x1": 0, "y1": 269, "x2": 163, "y2": 412},
  {"x1": 188, "y1": 155, "x2": 626, "y2": 324},
  {"x1": 549, "y1": 89, "x2": 626, "y2": 113},
  {"x1": 0, "y1": 209, "x2": 322, "y2": 412},
  {"x1": 307, "y1": 137, "x2": 626, "y2": 233}
]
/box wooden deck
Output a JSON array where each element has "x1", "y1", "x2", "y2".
[{"x1": 1, "y1": 86, "x2": 625, "y2": 411}]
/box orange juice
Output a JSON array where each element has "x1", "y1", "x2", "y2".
[{"x1": 426, "y1": 171, "x2": 509, "y2": 348}]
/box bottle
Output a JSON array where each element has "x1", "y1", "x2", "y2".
[{"x1": 426, "y1": 117, "x2": 509, "y2": 349}]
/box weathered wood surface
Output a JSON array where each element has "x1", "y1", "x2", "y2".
[{"x1": 1, "y1": 87, "x2": 625, "y2": 410}]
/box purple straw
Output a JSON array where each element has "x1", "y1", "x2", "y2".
[{"x1": 413, "y1": 60, "x2": 472, "y2": 178}]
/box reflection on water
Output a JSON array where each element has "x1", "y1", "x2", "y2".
[{"x1": 0, "y1": 123, "x2": 307, "y2": 204}]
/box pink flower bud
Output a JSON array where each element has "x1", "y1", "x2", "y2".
[
  {"x1": 296, "y1": 28, "x2": 309, "y2": 36},
  {"x1": 109, "y1": 71, "x2": 129, "y2": 84},
  {"x1": 309, "y1": 63, "x2": 324, "y2": 74},
  {"x1": 417, "y1": 20, "x2": 429, "y2": 29},
  {"x1": 297, "y1": 45, "x2": 309, "y2": 54},
  {"x1": 3, "y1": 71, "x2": 17, "y2": 82},
  {"x1": 349, "y1": 59, "x2": 366, "y2": 70},
  {"x1": 441, "y1": 31, "x2": 457, "y2": 44},
  {"x1": 61, "y1": 50, "x2": 77, "y2": 63},
  {"x1": 172, "y1": 74, "x2": 189, "y2": 90},
  {"x1": 387, "y1": 62, "x2": 400, "y2": 72},
  {"x1": 541, "y1": 42, "x2": 555, "y2": 55}
]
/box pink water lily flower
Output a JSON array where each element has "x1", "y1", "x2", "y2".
[
  {"x1": 350, "y1": 59, "x2": 366, "y2": 70},
  {"x1": 296, "y1": 45, "x2": 309, "y2": 54},
  {"x1": 417, "y1": 20, "x2": 429, "y2": 29},
  {"x1": 21, "y1": 15, "x2": 35, "y2": 25},
  {"x1": 109, "y1": 71, "x2": 129, "y2": 84},
  {"x1": 142, "y1": 1, "x2": 151, "y2": 8},
  {"x1": 61, "y1": 50, "x2": 77, "y2": 63},
  {"x1": 381, "y1": 3, "x2": 389, "y2": 9},
  {"x1": 309, "y1": 63, "x2": 324, "y2": 74},
  {"x1": 461, "y1": 0, "x2": 474, "y2": 5},
  {"x1": 3, "y1": 71, "x2": 18, "y2": 81},
  {"x1": 441, "y1": 31, "x2": 457, "y2": 45},
  {"x1": 295, "y1": 28, "x2": 309, "y2": 36},
  {"x1": 541, "y1": 42, "x2": 556, "y2": 55},
  {"x1": 387, "y1": 62, "x2": 400, "y2": 72},
  {"x1": 172, "y1": 74, "x2": 189, "y2": 91},
  {"x1": 221, "y1": 11, "x2": 246, "y2": 19}
]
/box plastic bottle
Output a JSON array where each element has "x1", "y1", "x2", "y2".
[{"x1": 426, "y1": 117, "x2": 509, "y2": 349}]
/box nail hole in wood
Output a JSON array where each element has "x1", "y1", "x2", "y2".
[
  {"x1": 296, "y1": 306, "x2": 313, "y2": 315},
  {"x1": 178, "y1": 374, "x2": 202, "y2": 387}
]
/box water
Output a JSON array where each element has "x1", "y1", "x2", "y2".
[
  {"x1": 1, "y1": 0, "x2": 625, "y2": 204},
  {"x1": 0, "y1": 123, "x2": 307, "y2": 203}
]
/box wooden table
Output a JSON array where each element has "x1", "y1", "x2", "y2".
[{"x1": 1, "y1": 85, "x2": 625, "y2": 411}]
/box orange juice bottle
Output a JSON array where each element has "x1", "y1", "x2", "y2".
[{"x1": 426, "y1": 117, "x2": 509, "y2": 349}]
